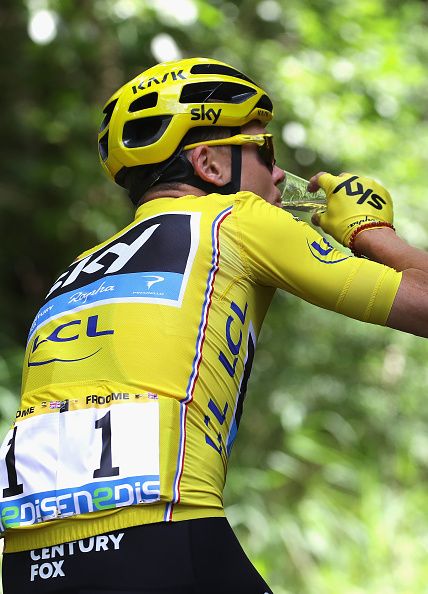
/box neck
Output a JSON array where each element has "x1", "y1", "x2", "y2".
[{"x1": 141, "y1": 184, "x2": 206, "y2": 205}]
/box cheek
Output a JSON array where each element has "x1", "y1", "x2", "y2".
[
  {"x1": 241, "y1": 157, "x2": 269, "y2": 191},
  {"x1": 257, "y1": 166, "x2": 274, "y2": 192}
]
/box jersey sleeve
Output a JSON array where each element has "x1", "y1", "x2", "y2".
[{"x1": 233, "y1": 192, "x2": 402, "y2": 325}]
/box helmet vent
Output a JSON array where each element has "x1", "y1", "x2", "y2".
[
  {"x1": 99, "y1": 131, "x2": 109, "y2": 161},
  {"x1": 179, "y1": 82, "x2": 256, "y2": 104},
  {"x1": 122, "y1": 115, "x2": 172, "y2": 148},
  {"x1": 129, "y1": 92, "x2": 158, "y2": 113},
  {"x1": 99, "y1": 99, "x2": 118, "y2": 133},
  {"x1": 254, "y1": 94, "x2": 273, "y2": 113},
  {"x1": 190, "y1": 64, "x2": 256, "y2": 85}
]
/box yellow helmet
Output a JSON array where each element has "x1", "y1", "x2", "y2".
[{"x1": 98, "y1": 57, "x2": 273, "y2": 187}]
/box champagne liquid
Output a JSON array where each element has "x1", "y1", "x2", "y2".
[{"x1": 281, "y1": 171, "x2": 326, "y2": 213}]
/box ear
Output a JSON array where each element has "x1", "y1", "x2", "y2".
[{"x1": 187, "y1": 145, "x2": 231, "y2": 187}]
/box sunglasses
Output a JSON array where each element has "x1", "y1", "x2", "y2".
[{"x1": 183, "y1": 133, "x2": 276, "y2": 173}]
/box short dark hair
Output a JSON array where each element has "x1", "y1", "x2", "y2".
[
  {"x1": 126, "y1": 126, "x2": 234, "y2": 207},
  {"x1": 181, "y1": 125, "x2": 233, "y2": 146}
]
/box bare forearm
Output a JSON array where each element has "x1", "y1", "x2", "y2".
[
  {"x1": 354, "y1": 228, "x2": 428, "y2": 336},
  {"x1": 386, "y1": 269, "x2": 428, "y2": 337},
  {"x1": 354, "y1": 227, "x2": 428, "y2": 273}
]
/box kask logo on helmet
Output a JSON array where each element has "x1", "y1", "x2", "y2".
[{"x1": 133, "y1": 69, "x2": 187, "y2": 92}]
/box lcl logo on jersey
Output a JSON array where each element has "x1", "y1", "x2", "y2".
[
  {"x1": 29, "y1": 213, "x2": 199, "y2": 338},
  {"x1": 28, "y1": 314, "x2": 114, "y2": 367},
  {"x1": 307, "y1": 238, "x2": 349, "y2": 264}
]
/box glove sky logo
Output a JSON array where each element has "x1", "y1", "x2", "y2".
[
  {"x1": 333, "y1": 176, "x2": 387, "y2": 210},
  {"x1": 307, "y1": 238, "x2": 349, "y2": 264}
]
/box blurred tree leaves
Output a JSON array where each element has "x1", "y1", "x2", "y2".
[{"x1": 1, "y1": 0, "x2": 428, "y2": 592}]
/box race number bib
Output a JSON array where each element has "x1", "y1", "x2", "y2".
[{"x1": 0, "y1": 395, "x2": 160, "y2": 531}]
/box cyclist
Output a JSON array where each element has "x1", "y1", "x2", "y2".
[{"x1": 1, "y1": 57, "x2": 428, "y2": 594}]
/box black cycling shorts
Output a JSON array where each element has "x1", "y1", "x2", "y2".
[{"x1": 2, "y1": 517, "x2": 274, "y2": 594}]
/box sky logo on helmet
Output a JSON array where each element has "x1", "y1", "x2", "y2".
[{"x1": 190, "y1": 106, "x2": 222, "y2": 123}]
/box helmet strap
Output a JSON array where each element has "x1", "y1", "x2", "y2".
[
  {"x1": 227, "y1": 126, "x2": 244, "y2": 193},
  {"x1": 120, "y1": 128, "x2": 243, "y2": 205},
  {"x1": 157, "y1": 126, "x2": 243, "y2": 196},
  {"x1": 179, "y1": 144, "x2": 242, "y2": 196}
]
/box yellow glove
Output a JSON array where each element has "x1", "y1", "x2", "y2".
[{"x1": 313, "y1": 173, "x2": 394, "y2": 250}]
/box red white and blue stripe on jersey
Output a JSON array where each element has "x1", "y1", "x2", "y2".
[{"x1": 164, "y1": 206, "x2": 233, "y2": 522}]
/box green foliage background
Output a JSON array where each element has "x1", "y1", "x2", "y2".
[{"x1": 1, "y1": 1, "x2": 428, "y2": 592}]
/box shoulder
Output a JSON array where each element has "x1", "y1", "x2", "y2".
[{"x1": 232, "y1": 190, "x2": 300, "y2": 229}]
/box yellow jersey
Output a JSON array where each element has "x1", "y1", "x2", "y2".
[{"x1": 0, "y1": 191, "x2": 401, "y2": 552}]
